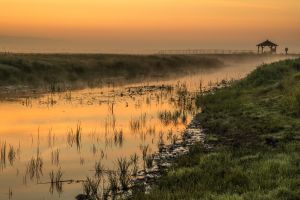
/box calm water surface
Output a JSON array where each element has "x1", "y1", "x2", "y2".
[{"x1": 0, "y1": 64, "x2": 259, "y2": 199}]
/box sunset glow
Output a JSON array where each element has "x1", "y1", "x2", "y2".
[{"x1": 1, "y1": 0, "x2": 300, "y2": 52}]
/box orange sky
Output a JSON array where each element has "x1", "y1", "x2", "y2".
[{"x1": 0, "y1": 0, "x2": 299, "y2": 53}]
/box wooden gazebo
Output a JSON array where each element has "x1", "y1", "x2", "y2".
[{"x1": 257, "y1": 40, "x2": 278, "y2": 54}]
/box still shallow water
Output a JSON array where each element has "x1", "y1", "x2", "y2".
[{"x1": 0, "y1": 63, "x2": 264, "y2": 199}]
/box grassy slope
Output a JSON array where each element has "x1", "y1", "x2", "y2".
[
  {"x1": 0, "y1": 54, "x2": 223, "y2": 88},
  {"x1": 132, "y1": 58, "x2": 300, "y2": 200}
]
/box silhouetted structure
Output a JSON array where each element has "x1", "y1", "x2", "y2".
[
  {"x1": 285, "y1": 48, "x2": 289, "y2": 55},
  {"x1": 257, "y1": 40, "x2": 278, "y2": 54}
]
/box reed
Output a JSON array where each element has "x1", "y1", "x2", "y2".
[
  {"x1": 83, "y1": 177, "x2": 101, "y2": 200},
  {"x1": 26, "y1": 155, "x2": 43, "y2": 182},
  {"x1": 75, "y1": 122, "x2": 82, "y2": 151},
  {"x1": 140, "y1": 145, "x2": 149, "y2": 170},
  {"x1": 117, "y1": 157, "x2": 132, "y2": 190},
  {"x1": 8, "y1": 145, "x2": 16, "y2": 166},
  {"x1": 51, "y1": 148, "x2": 60, "y2": 166},
  {"x1": 66, "y1": 121, "x2": 82, "y2": 151},
  {"x1": 108, "y1": 171, "x2": 118, "y2": 194},
  {"x1": 0, "y1": 142, "x2": 6, "y2": 169},
  {"x1": 130, "y1": 154, "x2": 139, "y2": 177},
  {"x1": 95, "y1": 161, "x2": 104, "y2": 178},
  {"x1": 145, "y1": 154, "x2": 154, "y2": 169}
]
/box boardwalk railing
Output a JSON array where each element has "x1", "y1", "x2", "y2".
[{"x1": 158, "y1": 49, "x2": 256, "y2": 55}]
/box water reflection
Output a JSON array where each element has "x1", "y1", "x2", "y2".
[{"x1": 0, "y1": 64, "x2": 259, "y2": 199}]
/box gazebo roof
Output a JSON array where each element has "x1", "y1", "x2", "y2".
[{"x1": 257, "y1": 40, "x2": 278, "y2": 47}]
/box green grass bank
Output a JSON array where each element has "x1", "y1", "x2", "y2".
[{"x1": 132, "y1": 58, "x2": 300, "y2": 200}]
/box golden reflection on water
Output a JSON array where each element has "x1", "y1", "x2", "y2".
[{"x1": 0, "y1": 64, "x2": 256, "y2": 199}]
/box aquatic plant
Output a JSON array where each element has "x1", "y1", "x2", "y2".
[
  {"x1": 117, "y1": 157, "x2": 132, "y2": 190},
  {"x1": 49, "y1": 168, "x2": 63, "y2": 195},
  {"x1": 8, "y1": 145, "x2": 16, "y2": 166},
  {"x1": 92, "y1": 144, "x2": 97, "y2": 156},
  {"x1": 158, "y1": 110, "x2": 181, "y2": 125},
  {"x1": 94, "y1": 161, "x2": 104, "y2": 178},
  {"x1": 113, "y1": 130, "x2": 124, "y2": 147},
  {"x1": 0, "y1": 142, "x2": 6, "y2": 169},
  {"x1": 75, "y1": 122, "x2": 82, "y2": 151},
  {"x1": 172, "y1": 135, "x2": 179, "y2": 145},
  {"x1": 83, "y1": 177, "x2": 101, "y2": 200},
  {"x1": 140, "y1": 145, "x2": 149, "y2": 170},
  {"x1": 145, "y1": 154, "x2": 154, "y2": 169},
  {"x1": 108, "y1": 171, "x2": 118, "y2": 194},
  {"x1": 130, "y1": 153, "x2": 139, "y2": 177},
  {"x1": 48, "y1": 128, "x2": 55, "y2": 148},
  {"x1": 130, "y1": 118, "x2": 141, "y2": 132},
  {"x1": 66, "y1": 121, "x2": 82, "y2": 151},
  {"x1": 158, "y1": 132, "x2": 165, "y2": 153},
  {"x1": 26, "y1": 155, "x2": 43, "y2": 182},
  {"x1": 8, "y1": 187, "x2": 12, "y2": 200},
  {"x1": 51, "y1": 148, "x2": 60, "y2": 166},
  {"x1": 146, "y1": 126, "x2": 156, "y2": 135}
]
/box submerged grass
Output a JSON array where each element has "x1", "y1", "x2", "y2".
[{"x1": 132, "y1": 58, "x2": 300, "y2": 199}]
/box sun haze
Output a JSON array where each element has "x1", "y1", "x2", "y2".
[{"x1": 0, "y1": 0, "x2": 299, "y2": 53}]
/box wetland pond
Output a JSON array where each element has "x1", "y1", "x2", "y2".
[{"x1": 0, "y1": 61, "x2": 273, "y2": 199}]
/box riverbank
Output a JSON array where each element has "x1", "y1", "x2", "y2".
[
  {"x1": 131, "y1": 58, "x2": 300, "y2": 199},
  {"x1": 0, "y1": 53, "x2": 289, "y2": 99}
]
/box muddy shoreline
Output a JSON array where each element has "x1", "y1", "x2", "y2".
[{"x1": 130, "y1": 118, "x2": 206, "y2": 192}]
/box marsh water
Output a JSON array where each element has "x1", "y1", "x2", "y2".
[{"x1": 0, "y1": 60, "x2": 279, "y2": 199}]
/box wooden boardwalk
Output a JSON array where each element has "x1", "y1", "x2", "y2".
[{"x1": 158, "y1": 49, "x2": 256, "y2": 55}]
